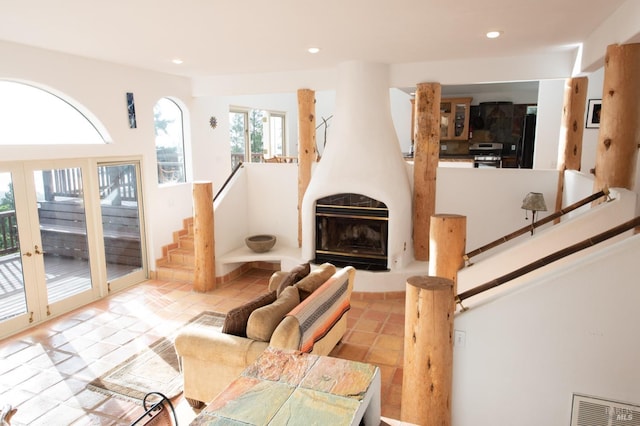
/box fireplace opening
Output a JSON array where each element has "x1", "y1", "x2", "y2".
[{"x1": 314, "y1": 193, "x2": 389, "y2": 271}]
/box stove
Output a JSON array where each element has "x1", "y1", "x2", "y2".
[{"x1": 469, "y1": 142, "x2": 503, "y2": 168}]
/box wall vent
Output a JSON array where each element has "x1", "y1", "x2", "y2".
[{"x1": 571, "y1": 394, "x2": 640, "y2": 426}]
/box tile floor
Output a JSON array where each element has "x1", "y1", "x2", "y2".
[{"x1": 0, "y1": 268, "x2": 406, "y2": 425}]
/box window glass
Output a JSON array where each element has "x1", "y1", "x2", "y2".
[
  {"x1": 154, "y1": 98, "x2": 186, "y2": 184},
  {"x1": 0, "y1": 81, "x2": 105, "y2": 145},
  {"x1": 229, "y1": 108, "x2": 286, "y2": 167}
]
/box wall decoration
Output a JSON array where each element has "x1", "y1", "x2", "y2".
[
  {"x1": 586, "y1": 99, "x2": 601, "y2": 129},
  {"x1": 127, "y1": 92, "x2": 137, "y2": 129}
]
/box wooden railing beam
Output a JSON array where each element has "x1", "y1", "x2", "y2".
[{"x1": 458, "y1": 215, "x2": 640, "y2": 304}]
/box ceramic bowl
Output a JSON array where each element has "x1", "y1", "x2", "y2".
[{"x1": 245, "y1": 234, "x2": 276, "y2": 253}]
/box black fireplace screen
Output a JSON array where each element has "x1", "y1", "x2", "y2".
[{"x1": 314, "y1": 193, "x2": 388, "y2": 271}]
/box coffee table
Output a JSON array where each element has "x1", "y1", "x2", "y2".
[{"x1": 190, "y1": 347, "x2": 381, "y2": 425}]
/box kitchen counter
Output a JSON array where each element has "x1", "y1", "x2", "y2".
[{"x1": 439, "y1": 154, "x2": 474, "y2": 160}]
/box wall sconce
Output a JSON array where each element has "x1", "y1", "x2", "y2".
[{"x1": 521, "y1": 192, "x2": 547, "y2": 235}]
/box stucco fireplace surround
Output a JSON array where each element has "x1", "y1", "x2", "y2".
[{"x1": 301, "y1": 61, "x2": 414, "y2": 271}]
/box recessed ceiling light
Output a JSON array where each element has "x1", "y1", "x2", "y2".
[
  {"x1": 486, "y1": 31, "x2": 502, "y2": 39},
  {"x1": 307, "y1": 47, "x2": 320, "y2": 54},
  {"x1": 172, "y1": 58, "x2": 184, "y2": 65}
]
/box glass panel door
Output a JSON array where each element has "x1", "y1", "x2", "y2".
[
  {"x1": 0, "y1": 170, "x2": 28, "y2": 323},
  {"x1": 35, "y1": 167, "x2": 93, "y2": 305},
  {"x1": 98, "y1": 162, "x2": 146, "y2": 290}
]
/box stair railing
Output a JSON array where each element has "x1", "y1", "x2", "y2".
[
  {"x1": 214, "y1": 161, "x2": 244, "y2": 203},
  {"x1": 456, "y1": 215, "x2": 640, "y2": 311},
  {"x1": 463, "y1": 189, "x2": 611, "y2": 266}
]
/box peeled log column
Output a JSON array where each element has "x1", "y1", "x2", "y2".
[
  {"x1": 297, "y1": 88, "x2": 316, "y2": 248},
  {"x1": 429, "y1": 214, "x2": 466, "y2": 295},
  {"x1": 193, "y1": 181, "x2": 215, "y2": 292},
  {"x1": 593, "y1": 43, "x2": 640, "y2": 197},
  {"x1": 402, "y1": 276, "x2": 454, "y2": 425},
  {"x1": 556, "y1": 77, "x2": 588, "y2": 213},
  {"x1": 413, "y1": 82, "x2": 441, "y2": 260}
]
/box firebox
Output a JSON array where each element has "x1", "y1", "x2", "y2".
[{"x1": 314, "y1": 193, "x2": 389, "y2": 271}]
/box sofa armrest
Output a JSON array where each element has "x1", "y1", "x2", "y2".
[
  {"x1": 175, "y1": 327, "x2": 268, "y2": 367},
  {"x1": 175, "y1": 327, "x2": 269, "y2": 404}
]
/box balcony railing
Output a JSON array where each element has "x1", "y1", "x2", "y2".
[{"x1": 0, "y1": 210, "x2": 19, "y2": 255}]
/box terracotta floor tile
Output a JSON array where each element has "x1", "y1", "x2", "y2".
[
  {"x1": 363, "y1": 309, "x2": 390, "y2": 322},
  {"x1": 331, "y1": 343, "x2": 369, "y2": 362},
  {"x1": 346, "y1": 330, "x2": 378, "y2": 346},
  {"x1": 387, "y1": 312, "x2": 405, "y2": 324},
  {"x1": 0, "y1": 267, "x2": 409, "y2": 424},
  {"x1": 34, "y1": 403, "x2": 88, "y2": 425},
  {"x1": 366, "y1": 346, "x2": 401, "y2": 366},
  {"x1": 375, "y1": 334, "x2": 404, "y2": 350},
  {"x1": 18, "y1": 369, "x2": 65, "y2": 394},
  {"x1": 353, "y1": 318, "x2": 383, "y2": 333},
  {"x1": 67, "y1": 388, "x2": 109, "y2": 410},
  {"x1": 381, "y1": 321, "x2": 405, "y2": 337},
  {"x1": 55, "y1": 355, "x2": 92, "y2": 376}
]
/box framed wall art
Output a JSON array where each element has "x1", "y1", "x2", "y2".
[
  {"x1": 586, "y1": 99, "x2": 601, "y2": 129},
  {"x1": 127, "y1": 92, "x2": 137, "y2": 129}
]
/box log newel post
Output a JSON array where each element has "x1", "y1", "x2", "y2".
[
  {"x1": 556, "y1": 76, "x2": 588, "y2": 214},
  {"x1": 593, "y1": 43, "x2": 640, "y2": 199},
  {"x1": 402, "y1": 214, "x2": 466, "y2": 425},
  {"x1": 297, "y1": 88, "x2": 316, "y2": 248},
  {"x1": 402, "y1": 276, "x2": 454, "y2": 426},
  {"x1": 412, "y1": 82, "x2": 441, "y2": 261},
  {"x1": 193, "y1": 181, "x2": 215, "y2": 292}
]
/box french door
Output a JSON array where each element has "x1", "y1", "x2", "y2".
[{"x1": 0, "y1": 159, "x2": 146, "y2": 338}]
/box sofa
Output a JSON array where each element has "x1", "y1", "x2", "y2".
[{"x1": 174, "y1": 263, "x2": 356, "y2": 408}]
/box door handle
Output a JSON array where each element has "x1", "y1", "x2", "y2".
[
  {"x1": 34, "y1": 245, "x2": 43, "y2": 255},
  {"x1": 23, "y1": 251, "x2": 32, "y2": 257}
]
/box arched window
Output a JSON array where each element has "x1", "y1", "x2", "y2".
[
  {"x1": 0, "y1": 81, "x2": 107, "y2": 145},
  {"x1": 154, "y1": 98, "x2": 186, "y2": 184}
]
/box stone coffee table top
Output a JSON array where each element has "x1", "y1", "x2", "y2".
[{"x1": 190, "y1": 347, "x2": 380, "y2": 425}]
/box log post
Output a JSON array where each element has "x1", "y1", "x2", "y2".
[
  {"x1": 402, "y1": 276, "x2": 455, "y2": 425},
  {"x1": 297, "y1": 88, "x2": 316, "y2": 248},
  {"x1": 413, "y1": 82, "x2": 441, "y2": 260},
  {"x1": 402, "y1": 214, "x2": 464, "y2": 424},
  {"x1": 193, "y1": 181, "x2": 215, "y2": 292},
  {"x1": 556, "y1": 77, "x2": 588, "y2": 213},
  {"x1": 593, "y1": 43, "x2": 640, "y2": 198},
  {"x1": 429, "y1": 214, "x2": 467, "y2": 294}
]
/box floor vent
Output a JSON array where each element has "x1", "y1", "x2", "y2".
[{"x1": 571, "y1": 394, "x2": 640, "y2": 426}]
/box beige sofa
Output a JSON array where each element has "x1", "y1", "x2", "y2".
[{"x1": 174, "y1": 264, "x2": 356, "y2": 407}]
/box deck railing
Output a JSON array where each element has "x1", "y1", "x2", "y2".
[
  {"x1": 230, "y1": 153, "x2": 266, "y2": 170},
  {"x1": 43, "y1": 166, "x2": 137, "y2": 202},
  {"x1": 0, "y1": 210, "x2": 19, "y2": 255}
]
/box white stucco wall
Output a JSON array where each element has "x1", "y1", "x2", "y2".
[
  {"x1": 452, "y1": 233, "x2": 640, "y2": 425},
  {"x1": 0, "y1": 40, "x2": 194, "y2": 272}
]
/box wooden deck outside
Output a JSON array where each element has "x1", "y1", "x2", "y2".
[{"x1": 0, "y1": 253, "x2": 137, "y2": 321}]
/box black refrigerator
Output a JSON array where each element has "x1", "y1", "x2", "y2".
[{"x1": 517, "y1": 114, "x2": 536, "y2": 169}]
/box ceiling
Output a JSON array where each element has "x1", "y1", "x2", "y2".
[{"x1": 0, "y1": 1, "x2": 628, "y2": 79}]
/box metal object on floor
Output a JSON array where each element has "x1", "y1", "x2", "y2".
[{"x1": 130, "y1": 392, "x2": 177, "y2": 426}]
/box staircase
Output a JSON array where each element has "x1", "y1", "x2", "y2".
[{"x1": 154, "y1": 217, "x2": 196, "y2": 282}]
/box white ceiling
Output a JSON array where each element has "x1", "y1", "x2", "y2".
[{"x1": 0, "y1": 0, "x2": 629, "y2": 79}]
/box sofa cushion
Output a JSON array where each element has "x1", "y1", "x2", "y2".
[
  {"x1": 246, "y1": 286, "x2": 300, "y2": 342},
  {"x1": 268, "y1": 263, "x2": 311, "y2": 296},
  {"x1": 221, "y1": 290, "x2": 277, "y2": 337},
  {"x1": 294, "y1": 263, "x2": 337, "y2": 300}
]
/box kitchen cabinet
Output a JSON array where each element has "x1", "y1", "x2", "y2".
[{"x1": 440, "y1": 97, "x2": 472, "y2": 140}]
